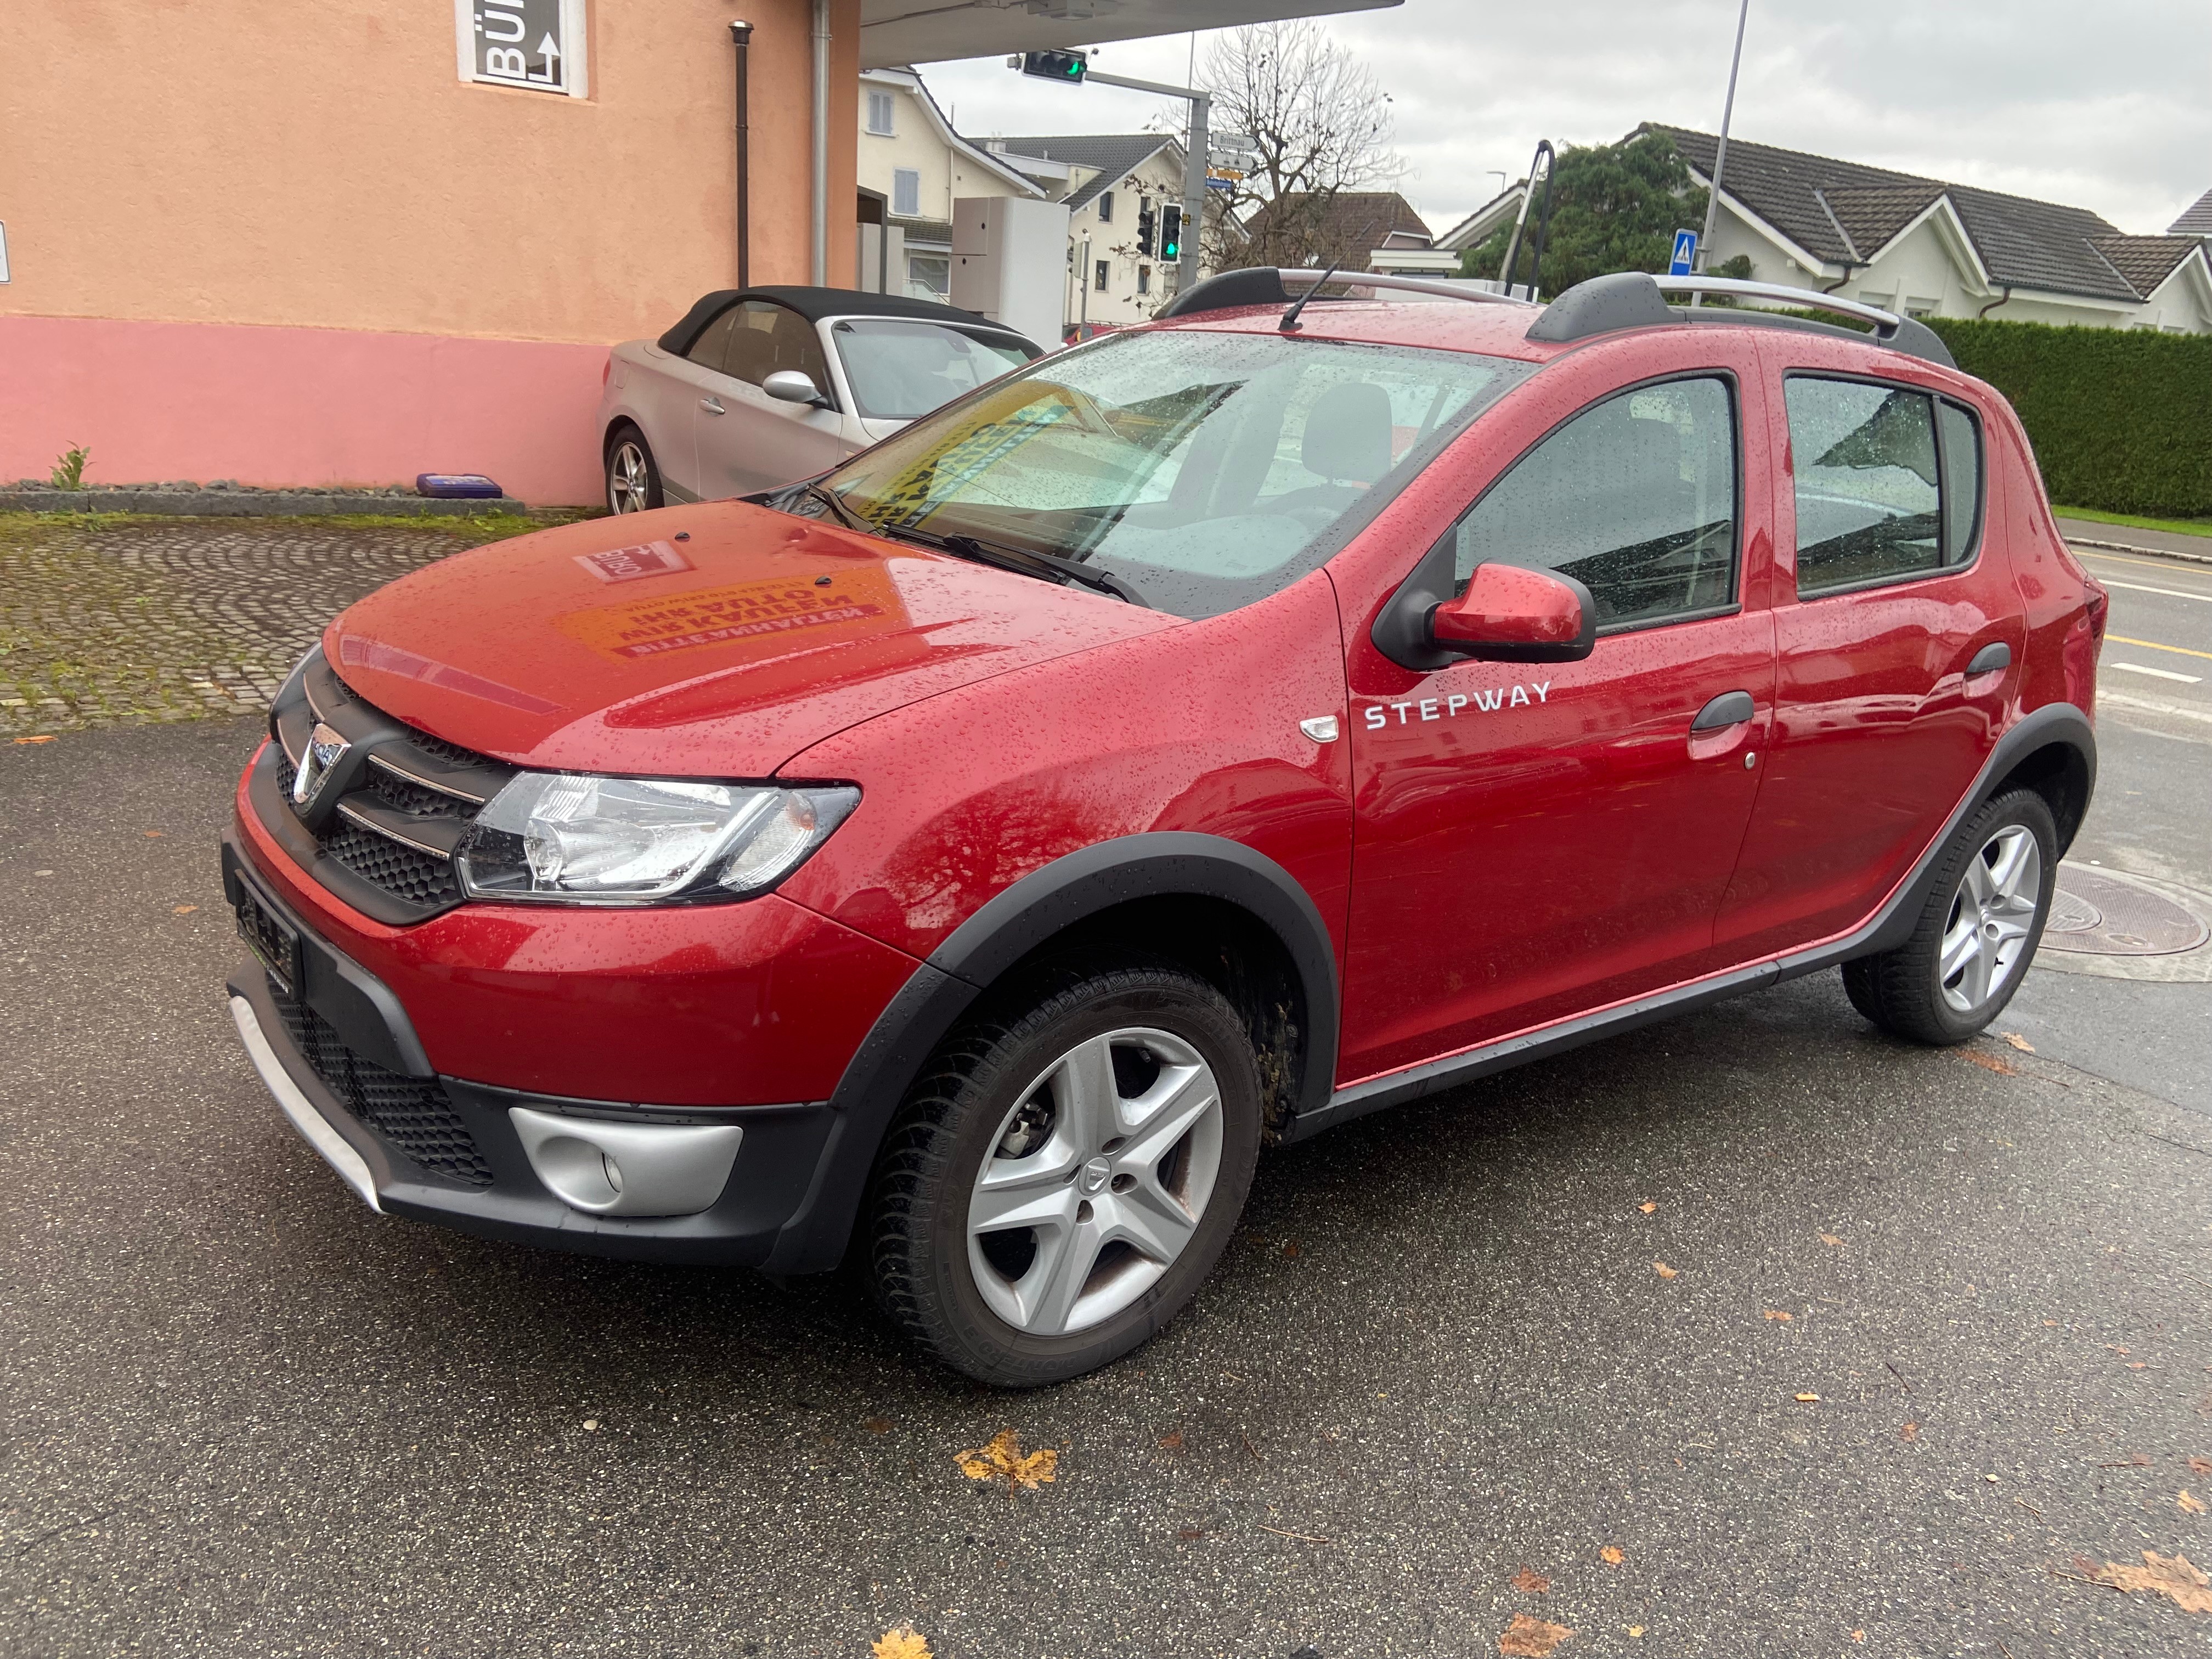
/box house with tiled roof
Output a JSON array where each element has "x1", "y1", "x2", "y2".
[
  {"x1": 1441, "y1": 128, "x2": 2212, "y2": 334},
  {"x1": 1237, "y1": 191, "x2": 1448, "y2": 275},
  {"x1": 2171, "y1": 189, "x2": 2212, "y2": 241}
]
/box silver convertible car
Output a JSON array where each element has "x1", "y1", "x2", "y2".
[{"x1": 595, "y1": 286, "x2": 1041, "y2": 514}]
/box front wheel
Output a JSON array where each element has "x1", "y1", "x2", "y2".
[
  {"x1": 605, "y1": 425, "x2": 662, "y2": 515},
  {"x1": 867, "y1": 965, "x2": 1263, "y2": 1386},
  {"x1": 1843, "y1": 788, "x2": 2057, "y2": 1045}
]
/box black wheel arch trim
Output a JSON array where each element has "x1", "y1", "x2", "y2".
[
  {"x1": 1284, "y1": 701, "x2": 2095, "y2": 1142},
  {"x1": 761, "y1": 832, "x2": 1341, "y2": 1274}
]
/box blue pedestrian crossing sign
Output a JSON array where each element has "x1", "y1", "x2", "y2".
[{"x1": 1669, "y1": 229, "x2": 1699, "y2": 275}]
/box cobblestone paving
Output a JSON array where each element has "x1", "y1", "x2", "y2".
[{"x1": 0, "y1": 514, "x2": 567, "y2": 736}]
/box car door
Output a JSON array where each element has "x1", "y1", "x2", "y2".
[
  {"x1": 1338, "y1": 345, "x2": 1780, "y2": 1085},
  {"x1": 694, "y1": 300, "x2": 851, "y2": 498},
  {"x1": 1712, "y1": 340, "x2": 2020, "y2": 961},
  {"x1": 625, "y1": 314, "x2": 740, "y2": 503}
]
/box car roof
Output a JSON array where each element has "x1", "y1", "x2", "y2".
[{"x1": 656, "y1": 286, "x2": 1028, "y2": 357}]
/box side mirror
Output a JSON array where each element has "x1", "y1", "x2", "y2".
[
  {"x1": 763, "y1": 369, "x2": 828, "y2": 408},
  {"x1": 1427, "y1": 562, "x2": 1597, "y2": 662}
]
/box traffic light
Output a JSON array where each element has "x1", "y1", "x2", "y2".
[
  {"x1": 1015, "y1": 49, "x2": 1087, "y2": 82},
  {"x1": 1136, "y1": 204, "x2": 1155, "y2": 256},
  {"x1": 1159, "y1": 204, "x2": 1183, "y2": 262}
]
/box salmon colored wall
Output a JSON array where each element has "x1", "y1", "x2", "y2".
[{"x1": 2, "y1": 1, "x2": 862, "y2": 501}]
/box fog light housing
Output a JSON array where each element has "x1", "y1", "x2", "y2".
[{"x1": 509, "y1": 1108, "x2": 744, "y2": 1217}]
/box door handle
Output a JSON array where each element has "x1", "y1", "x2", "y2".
[
  {"x1": 699, "y1": 396, "x2": 726, "y2": 415},
  {"x1": 1965, "y1": 641, "x2": 2011, "y2": 676},
  {"x1": 1691, "y1": 690, "x2": 1756, "y2": 731}
]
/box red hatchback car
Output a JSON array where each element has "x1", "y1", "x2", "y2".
[{"x1": 224, "y1": 269, "x2": 2106, "y2": 1384}]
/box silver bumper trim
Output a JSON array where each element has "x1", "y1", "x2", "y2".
[{"x1": 229, "y1": 993, "x2": 382, "y2": 1213}]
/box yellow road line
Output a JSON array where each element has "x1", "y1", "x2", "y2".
[{"x1": 2107, "y1": 634, "x2": 2212, "y2": 662}]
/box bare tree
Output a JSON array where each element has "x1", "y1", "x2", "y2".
[{"x1": 1195, "y1": 21, "x2": 1403, "y2": 272}]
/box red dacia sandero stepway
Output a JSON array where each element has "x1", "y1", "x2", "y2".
[{"x1": 224, "y1": 269, "x2": 2107, "y2": 1384}]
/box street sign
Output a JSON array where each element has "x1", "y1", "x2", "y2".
[
  {"x1": 1669, "y1": 229, "x2": 1698, "y2": 275},
  {"x1": 1205, "y1": 177, "x2": 1234, "y2": 191},
  {"x1": 459, "y1": 0, "x2": 584, "y2": 97},
  {"x1": 1015, "y1": 49, "x2": 1088, "y2": 82}
]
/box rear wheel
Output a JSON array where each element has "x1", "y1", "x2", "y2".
[
  {"x1": 605, "y1": 425, "x2": 662, "y2": 515},
  {"x1": 1842, "y1": 788, "x2": 2056, "y2": 1045},
  {"x1": 867, "y1": 965, "x2": 1262, "y2": 1386}
]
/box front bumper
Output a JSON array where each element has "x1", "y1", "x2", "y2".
[{"x1": 222, "y1": 841, "x2": 848, "y2": 1268}]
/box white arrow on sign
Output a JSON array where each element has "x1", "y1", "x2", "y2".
[{"x1": 531, "y1": 32, "x2": 562, "y2": 82}]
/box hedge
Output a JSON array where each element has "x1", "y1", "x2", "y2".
[{"x1": 1919, "y1": 315, "x2": 2212, "y2": 517}]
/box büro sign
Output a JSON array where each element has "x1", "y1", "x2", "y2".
[{"x1": 458, "y1": 0, "x2": 587, "y2": 98}]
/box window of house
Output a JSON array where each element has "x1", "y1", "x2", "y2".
[
  {"x1": 893, "y1": 168, "x2": 921, "y2": 217},
  {"x1": 906, "y1": 252, "x2": 950, "y2": 300},
  {"x1": 1097, "y1": 190, "x2": 1114, "y2": 223},
  {"x1": 1447, "y1": 376, "x2": 1739, "y2": 629},
  {"x1": 866, "y1": 90, "x2": 895, "y2": 135},
  {"x1": 1094, "y1": 260, "x2": 1110, "y2": 292},
  {"x1": 1787, "y1": 376, "x2": 1982, "y2": 593},
  {"x1": 1136, "y1": 266, "x2": 1150, "y2": 295}
]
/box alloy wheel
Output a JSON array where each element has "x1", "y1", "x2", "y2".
[
  {"x1": 608, "y1": 439, "x2": 651, "y2": 512},
  {"x1": 1938, "y1": 824, "x2": 2043, "y2": 1013},
  {"x1": 966, "y1": 1027, "x2": 1224, "y2": 1337}
]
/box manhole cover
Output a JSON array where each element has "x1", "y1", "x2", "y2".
[{"x1": 2043, "y1": 867, "x2": 2209, "y2": 956}]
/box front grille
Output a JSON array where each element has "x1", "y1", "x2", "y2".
[
  {"x1": 264, "y1": 651, "x2": 516, "y2": 921},
  {"x1": 269, "y1": 979, "x2": 493, "y2": 1187},
  {"x1": 323, "y1": 820, "x2": 464, "y2": 906}
]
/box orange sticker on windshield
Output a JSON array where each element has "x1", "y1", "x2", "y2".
[{"x1": 555, "y1": 566, "x2": 904, "y2": 662}]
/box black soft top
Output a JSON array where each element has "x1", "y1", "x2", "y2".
[{"x1": 656, "y1": 286, "x2": 1020, "y2": 356}]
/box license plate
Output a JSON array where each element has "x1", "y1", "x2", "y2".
[{"x1": 234, "y1": 874, "x2": 301, "y2": 998}]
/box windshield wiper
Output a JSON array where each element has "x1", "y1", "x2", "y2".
[
  {"x1": 794, "y1": 480, "x2": 872, "y2": 535},
  {"x1": 893, "y1": 526, "x2": 1148, "y2": 607}
]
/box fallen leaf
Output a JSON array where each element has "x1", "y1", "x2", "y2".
[
  {"x1": 1900, "y1": 1421, "x2": 1920, "y2": 1442},
  {"x1": 172, "y1": 904, "x2": 198, "y2": 915},
  {"x1": 1851, "y1": 1632, "x2": 1866, "y2": 1644},
  {"x1": 872, "y1": 1624, "x2": 933, "y2": 1659},
  {"x1": 14, "y1": 735, "x2": 57, "y2": 745},
  {"x1": 2004, "y1": 1032, "x2": 2035, "y2": 1052},
  {"x1": 1176, "y1": 1527, "x2": 1205, "y2": 1541},
  {"x1": 2131, "y1": 1362, "x2": 2151, "y2": 1370},
  {"x1": 2093, "y1": 1551, "x2": 2212, "y2": 1613},
  {"x1": 1626, "y1": 1628, "x2": 1644, "y2": 1639},
  {"x1": 1820, "y1": 1233, "x2": 1846, "y2": 1249},
  {"x1": 1600, "y1": 1545, "x2": 1624, "y2": 1566},
  {"x1": 1157, "y1": 1431, "x2": 1184, "y2": 1451},
  {"x1": 144, "y1": 830, "x2": 163, "y2": 838},
  {"x1": 2108, "y1": 1344, "x2": 2131, "y2": 1356},
  {"x1": 2182, "y1": 1491, "x2": 2208, "y2": 1515},
  {"x1": 1764, "y1": 1309, "x2": 1795, "y2": 1322},
  {"x1": 1638, "y1": 1201, "x2": 1657, "y2": 1214},
  {"x1": 1511, "y1": 1566, "x2": 1550, "y2": 1594},
  {"x1": 1498, "y1": 1612, "x2": 1576, "y2": 1656},
  {"x1": 1653, "y1": 1262, "x2": 1678, "y2": 1279},
  {"x1": 1960, "y1": 1048, "x2": 2019, "y2": 1075},
  {"x1": 1282, "y1": 1241, "x2": 1302, "y2": 1259},
  {"x1": 1795, "y1": 1393, "x2": 1821, "y2": 1403},
  {"x1": 956, "y1": 1429, "x2": 1058, "y2": 1494},
  {"x1": 2191, "y1": 1458, "x2": 2212, "y2": 1475},
  {"x1": 862, "y1": 1417, "x2": 893, "y2": 1435}
]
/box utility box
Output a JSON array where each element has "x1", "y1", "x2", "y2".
[{"x1": 951, "y1": 196, "x2": 1071, "y2": 349}]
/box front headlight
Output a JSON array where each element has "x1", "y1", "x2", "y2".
[{"x1": 455, "y1": 774, "x2": 858, "y2": 905}]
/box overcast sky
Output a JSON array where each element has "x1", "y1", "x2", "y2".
[{"x1": 915, "y1": 0, "x2": 2211, "y2": 239}]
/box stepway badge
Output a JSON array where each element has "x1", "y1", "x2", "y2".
[{"x1": 1669, "y1": 229, "x2": 1699, "y2": 276}]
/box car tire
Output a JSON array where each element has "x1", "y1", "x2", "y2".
[
  {"x1": 605, "y1": 425, "x2": 663, "y2": 515},
  {"x1": 867, "y1": 964, "x2": 1263, "y2": 1387},
  {"x1": 1841, "y1": 788, "x2": 2057, "y2": 1046}
]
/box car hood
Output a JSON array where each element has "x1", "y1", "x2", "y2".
[{"x1": 324, "y1": 503, "x2": 1180, "y2": 776}]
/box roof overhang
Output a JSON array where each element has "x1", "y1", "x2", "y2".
[
  {"x1": 860, "y1": 0, "x2": 1402, "y2": 70},
  {"x1": 2141, "y1": 242, "x2": 2212, "y2": 320},
  {"x1": 1861, "y1": 194, "x2": 1996, "y2": 294},
  {"x1": 1437, "y1": 185, "x2": 1524, "y2": 252}
]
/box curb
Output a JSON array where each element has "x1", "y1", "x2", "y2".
[
  {"x1": 0, "y1": 490, "x2": 529, "y2": 517},
  {"x1": 2063, "y1": 534, "x2": 2212, "y2": 571}
]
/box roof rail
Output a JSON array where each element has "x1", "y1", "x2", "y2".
[
  {"x1": 1526, "y1": 271, "x2": 1956, "y2": 366},
  {"x1": 1156, "y1": 266, "x2": 1536, "y2": 320}
]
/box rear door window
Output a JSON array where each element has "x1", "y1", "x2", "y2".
[
  {"x1": 685, "y1": 306, "x2": 743, "y2": 375},
  {"x1": 1787, "y1": 376, "x2": 1982, "y2": 594},
  {"x1": 724, "y1": 301, "x2": 836, "y2": 399},
  {"x1": 1449, "y1": 376, "x2": 1739, "y2": 629}
]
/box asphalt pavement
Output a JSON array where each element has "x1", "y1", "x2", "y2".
[{"x1": 5, "y1": 571, "x2": 2212, "y2": 1658}]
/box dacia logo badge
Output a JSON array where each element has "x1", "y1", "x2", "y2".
[{"x1": 291, "y1": 722, "x2": 351, "y2": 812}]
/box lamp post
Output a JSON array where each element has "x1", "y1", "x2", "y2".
[{"x1": 1691, "y1": 0, "x2": 1751, "y2": 308}]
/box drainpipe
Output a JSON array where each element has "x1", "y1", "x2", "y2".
[
  {"x1": 1819, "y1": 262, "x2": 1861, "y2": 295},
  {"x1": 1978, "y1": 285, "x2": 2014, "y2": 318},
  {"x1": 811, "y1": 0, "x2": 830, "y2": 285},
  {"x1": 730, "y1": 21, "x2": 752, "y2": 289}
]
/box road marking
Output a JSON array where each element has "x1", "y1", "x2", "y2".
[
  {"x1": 2101, "y1": 689, "x2": 2212, "y2": 727},
  {"x1": 2076, "y1": 548, "x2": 2212, "y2": 579},
  {"x1": 2109, "y1": 662, "x2": 2204, "y2": 684},
  {"x1": 2096, "y1": 578, "x2": 2212, "y2": 605},
  {"x1": 2108, "y1": 634, "x2": 2212, "y2": 662}
]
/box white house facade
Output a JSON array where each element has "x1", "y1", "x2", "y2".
[
  {"x1": 855, "y1": 68, "x2": 1047, "y2": 303},
  {"x1": 986, "y1": 135, "x2": 1201, "y2": 331},
  {"x1": 1438, "y1": 129, "x2": 2212, "y2": 335}
]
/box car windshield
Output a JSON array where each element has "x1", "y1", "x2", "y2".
[
  {"x1": 832, "y1": 319, "x2": 1039, "y2": 421},
  {"x1": 797, "y1": 327, "x2": 1532, "y2": 618}
]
